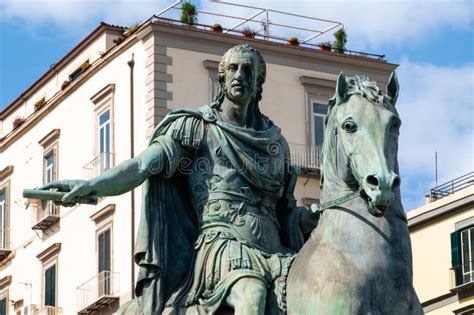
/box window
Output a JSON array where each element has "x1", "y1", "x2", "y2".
[
  {"x1": 44, "y1": 264, "x2": 56, "y2": 306},
  {"x1": 451, "y1": 223, "x2": 474, "y2": 287},
  {"x1": 90, "y1": 84, "x2": 115, "y2": 177},
  {"x1": 91, "y1": 204, "x2": 115, "y2": 297},
  {"x1": 98, "y1": 228, "x2": 111, "y2": 295},
  {"x1": 203, "y1": 60, "x2": 219, "y2": 103},
  {"x1": 42, "y1": 148, "x2": 57, "y2": 214},
  {"x1": 98, "y1": 110, "x2": 111, "y2": 173},
  {"x1": 37, "y1": 243, "x2": 60, "y2": 309},
  {"x1": 0, "y1": 296, "x2": 6, "y2": 315},
  {"x1": 311, "y1": 101, "x2": 328, "y2": 147},
  {"x1": 0, "y1": 166, "x2": 12, "y2": 256},
  {"x1": 0, "y1": 190, "x2": 7, "y2": 249},
  {"x1": 38, "y1": 129, "x2": 60, "y2": 223},
  {"x1": 461, "y1": 227, "x2": 474, "y2": 283}
]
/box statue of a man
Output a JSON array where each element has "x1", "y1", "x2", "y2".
[{"x1": 39, "y1": 45, "x2": 318, "y2": 314}]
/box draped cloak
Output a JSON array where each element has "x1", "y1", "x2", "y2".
[{"x1": 123, "y1": 105, "x2": 305, "y2": 314}]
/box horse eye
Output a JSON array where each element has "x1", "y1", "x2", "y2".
[{"x1": 342, "y1": 120, "x2": 357, "y2": 133}]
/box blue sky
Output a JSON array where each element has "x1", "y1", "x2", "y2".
[{"x1": 0, "y1": 0, "x2": 473, "y2": 211}]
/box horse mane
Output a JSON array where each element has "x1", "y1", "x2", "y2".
[{"x1": 326, "y1": 75, "x2": 397, "y2": 127}]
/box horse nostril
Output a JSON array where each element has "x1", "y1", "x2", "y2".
[
  {"x1": 366, "y1": 175, "x2": 379, "y2": 188},
  {"x1": 391, "y1": 176, "x2": 401, "y2": 189}
]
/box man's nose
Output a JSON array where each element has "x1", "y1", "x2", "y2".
[{"x1": 234, "y1": 67, "x2": 244, "y2": 80}]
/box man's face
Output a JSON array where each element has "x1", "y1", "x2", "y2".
[{"x1": 224, "y1": 52, "x2": 258, "y2": 106}]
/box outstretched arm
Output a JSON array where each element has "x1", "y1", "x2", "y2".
[{"x1": 39, "y1": 141, "x2": 168, "y2": 204}]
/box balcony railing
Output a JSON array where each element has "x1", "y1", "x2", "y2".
[
  {"x1": 32, "y1": 305, "x2": 62, "y2": 315},
  {"x1": 0, "y1": 228, "x2": 12, "y2": 261},
  {"x1": 77, "y1": 271, "x2": 120, "y2": 313},
  {"x1": 450, "y1": 262, "x2": 474, "y2": 292},
  {"x1": 83, "y1": 152, "x2": 115, "y2": 179},
  {"x1": 31, "y1": 200, "x2": 60, "y2": 231},
  {"x1": 430, "y1": 172, "x2": 474, "y2": 202},
  {"x1": 289, "y1": 143, "x2": 322, "y2": 171}
]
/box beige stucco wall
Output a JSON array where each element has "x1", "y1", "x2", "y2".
[
  {"x1": 0, "y1": 36, "x2": 150, "y2": 312},
  {"x1": 409, "y1": 186, "x2": 474, "y2": 308}
]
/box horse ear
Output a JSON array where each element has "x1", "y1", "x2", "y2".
[
  {"x1": 335, "y1": 71, "x2": 348, "y2": 104},
  {"x1": 386, "y1": 72, "x2": 399, "y2": 105}
]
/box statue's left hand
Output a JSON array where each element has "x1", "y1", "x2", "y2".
[{"x1": 37, "y1": 180, "x2": 94, "y2": 207}]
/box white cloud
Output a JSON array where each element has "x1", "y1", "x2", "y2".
[
  {"x1": 199, "y1": 0, "x2": 472, "y2": 51},
  {"x1": 396, "y1": 59, "x2": 474, "y2": 209},
  {"x1": 1, "y1": 0, "x2": 471, "y2": 51}
]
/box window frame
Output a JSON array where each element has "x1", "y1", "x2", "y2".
[
  {"x1": 37, "y1": 243, "x2": 61, "y2": 309},
  {"x1": 42, "y1": 143, "x2": 59, "y2": 214},
  {"x1": 0, "y1": 166, "x2": 13, "y2": 251},
  {"x1": 203, "y1": 60, "x2": 220, "y2": 103},
  {"x1": 460, "y1": 226, "x2": 474, "y2": 284},
  {"x1": 0, "y1": 290, "x2": 8, "y2": 315},
  {"x1": 310, "y1": 98, "x2": 328, "y2": 147},
  {"x1": 91, "y1": 84, "x2": 115, "y2": 174}
]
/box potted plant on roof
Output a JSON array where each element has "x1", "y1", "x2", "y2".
[
  {"x1": 319, "y1": 41, "x2": 332, "y2": 52},
  {"x1": 180, "y1": 1, "x2": 197, "y2": 26},
  {"x1": 13, "y1": 117, "x2": 25, "y2": 129},
  {"x1": 80, "y1": 61, "x2": 91, "y2": 72},
  {"x1": 242, "y1": 26, "x2": 257, "y2": 39},
  {"x1": 333, "y1": 27, "x2": 347, "y2": 53},
  {"x1": 211, "y1": 23, "x2": 223, "y2": 33},
  {"x1": 124, "y1": 23, "x2": 140, "y2": 37},
  {"x1": 61, "y1": 80, "x2": 70, "y2": 90},
  {"x1": 34, "y1": 98, "x2": 47, "y2": 111},
  {"x1": 288, "y1": 36, "x2": 300, "y2": 47}
]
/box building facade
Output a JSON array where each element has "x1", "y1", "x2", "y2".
[
  {"x1": 0, "y1": 16, "x2": 396, "y2": 314},
  {"x1": 408, "y1": 173, "x2": 474, "y2": 314}
]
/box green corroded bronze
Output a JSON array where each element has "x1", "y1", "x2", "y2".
[
  {"x1": 34, "y1": 45, "x2": 422, "y2": 314},
  {"x1": 36, "y1": 45, "x2": 317, "y2": 315},
  {"x1": 286, "y1": 72, "x2": 423, "y2": 314}
]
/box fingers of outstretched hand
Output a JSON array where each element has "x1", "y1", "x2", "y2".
[
  {"x1": 37, "y1": 180, "x2": 71, "y2": 191},
  {"x1": 62, "y1": 186, "x2": 80, "y2": 204}
]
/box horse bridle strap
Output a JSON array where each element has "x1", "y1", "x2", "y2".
[{"x1": 310, "y1": 188, "x2": 361, "y2": 216}]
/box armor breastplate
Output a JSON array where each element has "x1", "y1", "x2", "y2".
[{"x1": 186, "y1": 130, "x2": 285, "y2": 253}]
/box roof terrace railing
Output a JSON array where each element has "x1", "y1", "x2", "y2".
[
  {"x1": 150, "y1": 0, "x2": 385, "y2": 60},
  {"x1": 430, "y1": 171, "x2": 474, "y2": 202}
]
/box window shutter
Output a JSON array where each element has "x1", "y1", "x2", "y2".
[
  {"x1": 0, "y1": 298, "x2": 6, "y2": 315},
  {"x1": 451, "y1": 230, "x2": 462, "y2": 286},
  {"x1": 45, "y1": 264, "x2": 56, "y2": 306}
]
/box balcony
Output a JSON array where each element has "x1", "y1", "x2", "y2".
[
  {"x1": 288, "y1": 143, "x2": 322, "y2": 172},
  {"x1": 77, "y1": 271, "x2": 120, "y2": 313},
  {"x1": 430, "y1": 172, "x2": 474, "y2": 202},
  {"x1": 450, "y1": 262, "x2": 474, "y2": 292},
  {"x1": 83, "y1": 153, "x2": 115, "y2": 179},
  {"x1": 31, "y1": 305, "x2": 62, "y2": 315},
  {"x1": 31, "y1": 200, "x2": 59, "y2": 231},
  {"x1": 0, "y1": 228, "x2": 12, "y2": 262}
]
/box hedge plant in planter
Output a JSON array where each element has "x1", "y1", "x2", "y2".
[
  {"x1": 242, "y1": 26, "x2": 257, "y2": 38},
  {"x1": 211, "y1": 23, "x2": 223, "y2": 33},
  {"x1": 181, "y1": 2, "x2": 197, "y2": 26},
  {"x1": 319, "y1": 41, "x2": 332, "y2": 52},
  {"x1": 13, "y1": 117, "x2": 25, "y2": 129},
  {"x1": 333, "y1": 27, "x2": 347, "y2": 53},
  {"x1": 288, "y1": 36, "x2": 299, "y2": 47}
]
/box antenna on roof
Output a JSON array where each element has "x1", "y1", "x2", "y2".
[{"x1": 435, "y1": 150, "x2": 438, "y2": 187}]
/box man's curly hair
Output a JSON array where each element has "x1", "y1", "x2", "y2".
[{"x1": 210, "y1": 44, "x2": 266, "y2": 109}]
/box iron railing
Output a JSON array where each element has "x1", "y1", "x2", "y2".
[
  {"x1": 450, "y1": 261, "x2": 474, "y2": 290},
  {"x1": 430, "y1": 172, "x2": 474, "y2": 202},
  {"x1": 148, "y1": 1, "x2": 385, "y2": 60},
  {"x1": 83, "y1": 152, "x2": 115, "y2": 179},
  {"x1": 31, "y1": 200, "x2": 60, "y2": 229},
  {"x1": 289, "y1": 143, "x2": 322, "y2": 171},
  {"x1": 32, "y1": 305, "x2": 62, "y2": 315},
  {"x1": 0, "y1": 228, "x2": 10, "y2": 250},
  {"x1": 76, "y1": 271, "x2": 120, "y2": 313}
]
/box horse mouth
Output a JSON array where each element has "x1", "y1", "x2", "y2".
[{"x1": 362, "y1": 191, "x2": 388, "y2": 217}]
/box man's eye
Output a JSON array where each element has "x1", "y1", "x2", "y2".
[{"x1": 229, "y1": 65, "x2": 237, "y2": 71}]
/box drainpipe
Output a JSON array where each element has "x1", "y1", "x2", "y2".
[{"x1": 127, "y1": 54, "x2": 136, "y2": 299}]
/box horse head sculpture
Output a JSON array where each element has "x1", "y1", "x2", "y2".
[
  {"x1": 321, "y1": 72, "x2": 402, "y2": 217},
  {"x1": 287, "y1": 72, "x2": 423, "y2": 315}
]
